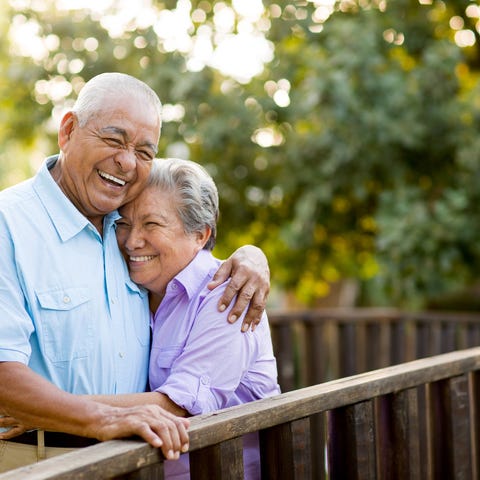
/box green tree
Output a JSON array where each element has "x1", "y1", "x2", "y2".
[{"x1": 2, "y1": 0, "x2": 480, "y2": 308}]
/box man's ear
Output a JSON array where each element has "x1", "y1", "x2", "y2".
[{"x1": 58, "y1": 111, "x2": 76, "y2": 150}]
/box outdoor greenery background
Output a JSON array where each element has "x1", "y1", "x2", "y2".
[{"x1": 2, "y1": 0, "x2": 480, "y2": 310}]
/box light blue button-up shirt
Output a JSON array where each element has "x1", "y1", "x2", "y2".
[{"x1": 0, "y1": 156, "x2": 150, "y2": 394}]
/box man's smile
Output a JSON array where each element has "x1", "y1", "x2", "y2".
[{"x1": 97, "y1": 169, "x2": 126, "y2": 186}]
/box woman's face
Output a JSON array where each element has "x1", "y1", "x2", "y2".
[{"x1": 116, "y1": 186, "x2": 207, "y2": 295}]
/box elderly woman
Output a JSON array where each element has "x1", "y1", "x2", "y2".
[{"x1": 94, "y1": 158, "x2": 280, "y2": 478}]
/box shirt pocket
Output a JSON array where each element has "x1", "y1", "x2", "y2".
[
  {"x1": 151, "y1": 345, "x2": 183, "y2": 371},
  {"x1": 35, "y1": 286, "x2": 93, "y2": 363}
]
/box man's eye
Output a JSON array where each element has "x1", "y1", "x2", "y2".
[
  {"x1": 115, "y1": 221, "x2": 130, "y2": 228},
  {"x1": 104, "y1": 137, "x2": 123, "y2": 147},
  {"x1": 136, "y1": 150, "x2": 154, "y2": 162}
]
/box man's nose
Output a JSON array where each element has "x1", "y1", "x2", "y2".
[{"x1": 114, "y1": 147, "x2": 137, "y2": 172}]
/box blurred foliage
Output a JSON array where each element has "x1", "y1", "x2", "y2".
[{"x1": 2, "y1": 0, "x2": 480, "y2": 308}]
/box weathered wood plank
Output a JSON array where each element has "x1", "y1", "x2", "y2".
[
  {"x1": 376, "y1": 389, "x2": 421, "y2": 480},
  {"x1": 0, "y1": 440, "x2": 165, "y2": 480},
  {"x1": 470, "y1": 371, "x2": 480, "y2": 480},
  {"x1": 428, "y1": 375, "x2": 472, "y2": 479},
  {"x1": 304, "y1": 321, "x2": 326, "y2": 386},
  {"x1": 190, "y1": 437, "x2": 244, "y2": 480},
  {"x1": 2, "y1": 347, "x2": 480, "y2": 480},
  {"x1": 116, "y1": 463, "x2": 164, "y2": 480},
  {"x1": 339, "y1": 322, "x2": 358, "y2": 377},
  {"x1": 260, "y1": 417, "x2": 311, "y2": 479},
  {"x1": 328, "y1": 400, "x2": 376, "y2": 479},
  {"x1": 309, "y1": 413, "x2": 326, "y2": 480},
  {"x1": 271, "y1": 322, "x2": 296, "y2": 392}
]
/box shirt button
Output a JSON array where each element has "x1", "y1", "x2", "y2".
[
  {"x1": 119, "y1": 352, "x2": 124, "y2": 358},
  {"x1": 200, "y1": 375, "x2": 210, "y2": 385},
  {"x1": 63, "y1": 295, "x2": 71, "y2": 304}
]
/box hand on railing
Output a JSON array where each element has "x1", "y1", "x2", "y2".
[{"x1": 89, "y1": 404, "x2": 190, "y2": 460}]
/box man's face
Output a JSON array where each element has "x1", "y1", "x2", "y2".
[{"x1": 57, "y1": 96, "x2": 160, "y2": 229}]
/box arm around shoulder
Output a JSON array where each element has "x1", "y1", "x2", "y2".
[{"x1": 207, "y1": 245, "x2": 270, "y2": 332}]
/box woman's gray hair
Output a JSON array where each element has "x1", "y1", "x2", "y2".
[
  {"x1": 72, "y1": 72, "x2": 162, "y2": 128},
  {"x1": 147, "y1": 158, "x2": 219, "y2": 251}
]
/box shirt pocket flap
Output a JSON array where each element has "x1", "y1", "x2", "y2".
[
  {"x1": 36, "y1": 287, "x2": 90, "y2": 311},
  {"x1": 152, "y1": 345, "x2": 183, "y2": 368}
]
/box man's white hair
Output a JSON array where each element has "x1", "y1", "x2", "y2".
[{"x1": 72, "y1": 72, "x2": 162, "y2": 128}]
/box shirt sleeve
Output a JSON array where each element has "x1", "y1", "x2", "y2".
[
  {"x1": 0, "y1": 215, "x2": 33, "y2": 363},
  {"x1": 155, "y1": 284, "x2": 260, "y2": 415}
]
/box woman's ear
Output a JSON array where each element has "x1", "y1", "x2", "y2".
[
  {"x1": 58, "y1": 111, "x2": 76, "y2": 150},
  {"x1": 195, "y1": 227, "x2": 212, "y2": 251}
]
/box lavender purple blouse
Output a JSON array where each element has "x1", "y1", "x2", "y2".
[{"x1": 149, "y1": 249, "x2": 280, "y2": 479}]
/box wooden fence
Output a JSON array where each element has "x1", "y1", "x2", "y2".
[
  {"x1": 1, "y1": 347, "x2": 480, "y2": 479},
  {"x1": 268, "y1": 308, "x2": 480, "y2": 391}
]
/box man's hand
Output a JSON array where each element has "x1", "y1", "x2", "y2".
[
  {"x1": 208, "y1": 245, "x2": 270, "y2": 332},
  {"x1": 0, "y1": 416, "x2": 31, "y2": 438},
  {"x1": 91, "y1": 404, "x2": 190, "y2": 460},
  {"x1": 0, "y1": 405, "x2": 190, "y2": 461}
]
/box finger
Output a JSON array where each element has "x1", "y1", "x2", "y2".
[
  {"x1": 207, "y1": 260, "x2": 232, "y2": 291},
  {"x1": 0, "y1": 425, "x2": 28, "y2": 439},
  {"x1": 169, "y1": 416, "x2": 190, "y2": 452},
  {"x1": 241, "y1": 291, "x2": 267, "y2": 332},
  {"x1": 227, "y1": 284, "x2": 256, "y2": 327},
  {"x1": 151, "y1": 421, "x2": 178, "y2": 460},
  {"x1": 216, "y1": 279, "x2": 244, "y2": 316},
  {"x1": 0, "y1": 416, "x2": 14, "y2": 427},
  {"x1": 166, "y1": 419, "x2": 182, "y2": 457}
]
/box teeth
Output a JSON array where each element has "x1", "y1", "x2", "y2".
[
  {"x1": 98, "y1": 170, "x2": 126, "y2": 186},
  {"x1": 130, "y1": 256, "x2": 155, "y2": 262}
]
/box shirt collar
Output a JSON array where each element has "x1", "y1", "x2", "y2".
[
  {"x1": 33, "y1": 155, "x2": 118, "y2": 242},
  {"x1": 171, "y1": 249, "x2": 217, "y2": 300}
]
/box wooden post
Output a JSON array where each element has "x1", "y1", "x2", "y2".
[
  {"x1": 190, "y1": 437, "x2": 244, "y2": 480},
  {"x1": 328, "y1": 400, "x2": 376, "y2": 479},
  {"x1": 260, "y1": 417, "x2": 312, "y2": 479}
]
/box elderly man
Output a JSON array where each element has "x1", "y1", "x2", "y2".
[{"x1": 0, "y1": 72, "x2": 270, "y2": 472}]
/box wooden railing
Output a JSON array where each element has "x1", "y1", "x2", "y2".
[
  {"x1": 2, "y1": 347, "x2": 480, "y2": 479},
  {"x1": 268, "y1": 308, "x2": 480, "y2": 391}
]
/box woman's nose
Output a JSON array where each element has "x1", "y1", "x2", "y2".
[{"x1": 124, "y1": 228, "x2": 145, "y2": 250}]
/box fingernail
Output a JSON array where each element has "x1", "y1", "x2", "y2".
[
  {"x1": 229, "y1": 314, "x2": 237, "y2": 323},
  {"x1": 167, "y1": 450, "x2": 174, "y2": 460},
  {"x1": 181, "y1": 443, "x2": 189, "y2": 453},
  {"x1": 241, "y1": 323, "x2": 248, "y2": 332},
  {"x1": 219, "y1": 304, "x2": 226, "y2": 312}
]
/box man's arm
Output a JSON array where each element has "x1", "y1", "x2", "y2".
[
  {"x1": 208, "y1": 245, "x2": 270, "y2": 332},
  {"x1": 0, "y1": 362, "x2": 189, "y2": 459},
  {"x1": 86, "y1": 391, "x2": 188, "y2": 417}
]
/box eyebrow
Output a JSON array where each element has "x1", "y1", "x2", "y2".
[{"x1": 100, "y1": 126, "x2": 158, "y2": 154}]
